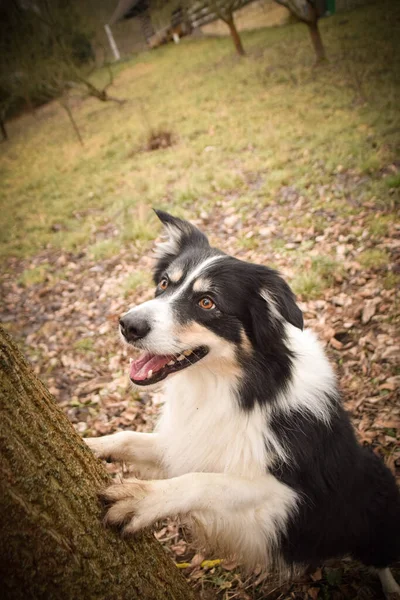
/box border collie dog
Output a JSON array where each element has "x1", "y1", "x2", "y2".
[{"x1": 86, "y1": 210, "x2": 400, "y2": 597}]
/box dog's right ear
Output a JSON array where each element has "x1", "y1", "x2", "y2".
[{"x1": 153, "y1": 210, "x2": 209, "y2": 280}]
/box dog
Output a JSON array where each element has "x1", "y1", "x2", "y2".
[{"x1": 86, "y1": 210, "x2": 400, "y2": 598}]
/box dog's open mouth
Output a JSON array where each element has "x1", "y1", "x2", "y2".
[{"x1": 129, "y1": 346, "x2": 209, "y2": 386}]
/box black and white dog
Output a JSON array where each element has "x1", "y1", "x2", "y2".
[{"x1": 86, "y1": 210, "x2": 400, "y2": 597}]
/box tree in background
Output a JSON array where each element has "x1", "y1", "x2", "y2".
[
  {"x1": 206, "y1": 1, "x2": 246, "y2": 56},
  {"x1": 152, "y1": 0, "x2": 247, "y2": 56},
  {"x1": 274, "y1": 0, "x2": 326, "y2": 63},
  {"x1": 0, "y1": 0, "x2": 122, "y2": 143},
  {"x1": 0, "y1": 326, "x2": 197, "y2": 600}
]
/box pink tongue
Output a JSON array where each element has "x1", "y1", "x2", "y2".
[{"x1": 130, "y1": 352, "x2": 174, "y2": 381}]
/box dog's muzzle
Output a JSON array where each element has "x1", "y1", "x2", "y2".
[{"x1": 119, "y1": 314, "x2": 151, "y2": 343}]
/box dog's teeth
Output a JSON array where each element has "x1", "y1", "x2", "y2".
[
  {"x1": 183, "y1": 350, "x2": 193, "y2": 356},
  {"x1": 167, "y1": 360, "x2": 175, "y2": 366},
  {"x1": 129, "y1": 358, "x2": 133, "y2": 364},
  {"x1": 177, "y1": 354, "x2": 185, "y2": 361},
  {"x1": 147, "y1": 369, "x2": 153, "y2": 379}
]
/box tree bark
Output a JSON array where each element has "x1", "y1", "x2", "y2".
[
  {"x1": 0, "y1": 326, "x2": 197, "y2": 600},
  {"x1": 60, "y1": 99, "x2": 84, "y2": 146},
  {"x1": 225, "y1": 16, "x2": 246, "y2": 56},
  {"x1": 306, "y1": 19, "x2": 326, "y2": 63},
  {"x1": 273, "y1": 1, "x2": 327, "y2": 63},
  {"x1": 0, "y1": 117, "x2": 7, "y2": 141}
]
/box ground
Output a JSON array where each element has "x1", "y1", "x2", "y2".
[{"x1": 0, "y1": 1, "x2": 399, "y2": 598}]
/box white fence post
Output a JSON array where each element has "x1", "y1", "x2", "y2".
[{"x1": 104, "y1": 24, "x2": 121, "y2": 62}]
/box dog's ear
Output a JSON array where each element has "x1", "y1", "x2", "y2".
[
  {"x1": 153, "y1": 210, "x2": 209, "y2": 280},
  {"x1": 260, "y1": 284, "x2": 303, "y2": 331},
  {"x1": 154, "y1": 210, "x2": 209, "y2": 255},
  {"x1": 259, "y1": 269, "x2": 303, "y2": 331},
  {"x1": 249, "y1": 268, "x2": 303, "y2": 344}
]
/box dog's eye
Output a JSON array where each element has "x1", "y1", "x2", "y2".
[
  {"x1": 198, "y1": 297, "x2": 215, "y2": 311},
  {"x1": 159, "y1": 278, "x2": 169, "y2": 291}
]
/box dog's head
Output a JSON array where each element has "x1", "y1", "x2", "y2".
[{"x1": 120, "y1": 210, "x2": 303, "y2": 390}]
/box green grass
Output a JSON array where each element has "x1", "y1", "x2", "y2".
[
  {"x1": 365, "y1": 214, "x2": 392, "y2": 238},
  {"x1": 123, "y1": 270, "x2": 153, "y2": 297},
  {"x1": 291, "y1": 271, "x2": 326, "y2": 299},
  {"x1": 383, "y1": 272, "x2": 400, "y2": 290},
  {"x1": 73, "y1": 337, "x2": 95, "y2": 353},
  {"x1": 291, "y1": 255, "x2": 344, "y2": 300},
  {"x1": 0, "y1": 0, "x2": 399, "y2": 261},
  {"x1": 385, "y1": 173, "x2": 400, "y2": 189},
  {"x1": 18, "y1": 264, "x2": 50, "y2": 286},
  {"x1": 358, "y1": 248, "x2": 389, "y2": 269},
  {"x1": 88, "y1": 238, "x2": 121, "y2": 260}
]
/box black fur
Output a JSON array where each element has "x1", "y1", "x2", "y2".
[{"x1": 270, "y1": 403, "x2": 400, "y2": 568}]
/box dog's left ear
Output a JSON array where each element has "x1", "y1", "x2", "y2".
[
  {"x1": 255, "y1": 269, "x2": 303, "y2": 331},
  {"x1": 154, "y1": 209, "x2": 209, "y2": 257},
  {"x1": 153, "y1": 210, "x2": 209, "y2": 279},
  {"x1": 260, "y1": 284, "x2": 303, "y2": 331}
]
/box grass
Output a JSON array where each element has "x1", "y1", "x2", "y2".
[
  {"x1": 88, "y1": 239, "x2": 121, "y2": 260},
  {"x1": 18, "y1": 264, "x2": 50, "y2": 286},
  {"x1": 358, "y1": 248, "x2": 390, "y2": 269},
  {"x1": 291, "y1": 255, "x2": 344, "y2": 300},
  {"x1": 0, "y1": 0, "x2": 399, "y2": 265},
  {"x1": 73, "y1": 337, "x2": 95, "y2": 353},
  {"x1": 365, "y1": 214, "x2": 392, "y2": 238},
  {"x1": 385, "y1": 173, "x2": 400, "y2": 189},
  {"x1": 123, "y1": 270, "x2": 153, "y2": 297},
  {"x1": 383, "y1": 272, "x2": 400, "y2": 290},
  {"x1": 291, "y1": 271, "x2": 326, "y2": 299}
]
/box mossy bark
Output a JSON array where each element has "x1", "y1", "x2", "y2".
[{"x1": 0, "y1": 326, "x2": 197, "y2": 600}]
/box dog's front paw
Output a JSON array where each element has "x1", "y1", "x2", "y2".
[
  {"x1": 100, "y1": 478, "x2": 164, "y2": 534},
  {"x1": 85, "y1": 436, "x2": 113, "y2": 461}
]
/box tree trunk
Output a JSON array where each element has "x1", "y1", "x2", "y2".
[
  {"x1": 60, "y1": 99, "x2": 84, "y2": 146},
  {"x1": 273, "y1": 1, "x2": 327, "y2": 63},
  {"x1": 306, "y1": 19, "x2": 326, "y2": 63},
  {"x1": 225, "y1": 16, "x2": 246, "y2": 56},
  {"x1": 0, "y1": 117, "x2": 7, "y2": 141},
  {"x1": 0, "y1": 326, "x2": 197, "y2": 600}
]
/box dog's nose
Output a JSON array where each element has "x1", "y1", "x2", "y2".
[{"x1": 119, "y1": 314, "x2": 151, "y2": 342}]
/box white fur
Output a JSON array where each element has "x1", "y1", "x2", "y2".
[
  {"x1": 168, "y1": 266, "x2": 183, "y2": 282},
  {"x1": 168, "y1": 255, "x2": 226, "y2": 300},
  {"x1": 192, "y1": 276, "x2": 212, "y2": 293},
  {"x1": 85, "y1": 431, "x2": 165, "y2": 479},
  {"x1": 260, "y1": 289, "x2": 283, "y2": 322},
  {"x1": 278, "y1": 324, "x2": 337, "y2": 423},
  {"x1": 153, "y1": 223, "x2": 182, "y2": 259},
  {"x1": 258, "y1": 289, "x2": 337, "y2": 424},
  {"x1": 124, "y1": 297, "x2": 176, "y2": 356},
  {"x1": 157, "y1": 366, "x2": 267, "y2": 477},
  {"x1": 103, "y1": 472, "x2": 297, "y2": 566},
  {"x1": 87, "y1": 315, "x2": 338, "y2": 566},
  {"x1": 96, "y1": 354, "x2": 299, "y2": 565}
]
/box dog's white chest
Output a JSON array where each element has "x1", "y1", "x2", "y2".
[{"x1": 156, "y1": 372, "x2": 268, "y2": 478}]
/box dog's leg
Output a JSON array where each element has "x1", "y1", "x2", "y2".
[
  {"x1": 100, "y1": 471, "x2": 297, "y2": 535},
  {"x1": 378, "y1": 569, "x2": 400, "y2": 599},
  {"x1": 85, "y1": 432, "x2": 164, "y2": 478}
]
